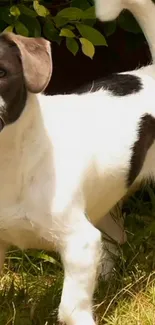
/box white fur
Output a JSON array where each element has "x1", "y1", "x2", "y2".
[
  {"x1": 0, "y1": 0, "x2": 155, "y2": 324},
  {"x1": 0, "y1": 73, "x2": 154, "y2": 325}
]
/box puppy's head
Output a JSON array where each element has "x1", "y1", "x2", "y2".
[{"x1": 0, "y1": 32, "x2": 52, "y2": 128}]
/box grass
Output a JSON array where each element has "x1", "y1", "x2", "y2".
[{"x1": 1, "y1": 183, "x2": 155, "y2": 324}]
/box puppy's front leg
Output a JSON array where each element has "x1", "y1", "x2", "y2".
[{"x1": 58, "y1": 209, "x2": 102, "y2": 325}]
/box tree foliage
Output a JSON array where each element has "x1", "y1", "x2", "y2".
[{"x1": 0, "y1": 0, "x2": 143, "y2": 58}]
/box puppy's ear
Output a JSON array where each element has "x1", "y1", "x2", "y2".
[{"x1": 4, "y1": 32, "x2": 52, "y2": 93}]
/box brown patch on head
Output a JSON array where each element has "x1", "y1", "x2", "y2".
[
  {"x1": 0, "y1": 34, "x2": 26, "y2": 124},
  {"x1": 3, "y1": 32, "x2": 52, "y2": 93},
  {"x1": 0, "y1": 32, "x2": 52, "y2": 127}
]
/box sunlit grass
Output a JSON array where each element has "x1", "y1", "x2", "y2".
[{"x1": 1, "y1": 183, "x2": 155, "y2": 324}]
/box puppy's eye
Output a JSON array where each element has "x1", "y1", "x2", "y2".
[{"x1": 0, "y1": 69, "x2": 6, "y2": 78}]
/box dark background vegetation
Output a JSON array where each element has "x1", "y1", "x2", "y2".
[
  {"x1": 48, "y1": 27, "x2": 150, "y2": 95},
  {"x1": 0, "y1": 0, "x2": 151, "y2": 94}
]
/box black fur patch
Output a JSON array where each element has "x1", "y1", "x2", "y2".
[
  {"x1": 0, "y1": 35, "x2": 27, "y2": 125},
  {"x1": 127, "y1": 114, "x2": 155, "y2": 187},
  {"x1": 76, "y1": 73, "x2": 142, "y2": 96}
]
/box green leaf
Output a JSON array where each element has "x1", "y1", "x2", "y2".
[
  {"x1": 0, "y1": 7, "x2": 14, "y2": 25},
  {"x1": 83, "y1": 6, "x2": 96, "y2": 20},
  {"x1": 66, "y1": 38, "x2": 79, "y2": 55},
  {"x1": 3, "y1": 25, "x2": 14, "y2": 33},
  {"x1": 104, "y1": 21, "x2": 116, "y2": 37},
  {"x1": 10, "y1": 6, "x2": 20, "y2": 17},
  {"x1": 43, "y1": 19, "x2": 61, "y2": 42},
  {"x1": 76, "y1": 24, "x2": 107, "y2": 46},
  {"x1": 118, "y1": 11, "x2": 142, "y2": 34},
  {"x1": 57, "y1": 7, "x2": 83, "y2": 21},
  {"x1": 66, "y1": 25, "x2": 75, "y2": 30},
  {"x1": 54, "y1": 16, "x2": 69, "y2": 28},
  {"x1": 19, "y1": 14, "x2": 41, "y2": 37},
  {"x1": 27, "y1": 251, "x2": 62, "y2": 267},
  {"x1": 15, "y1": 21, "x2": 29, "y2": 37},
  {"x1": 33, "y1": 0, "x2": 48, "y2": 17},
  {"x1": 82, "y1": 19, "x2": 96, "y2": 27},
  {"x1": 80, "y1": 37, "x2": 95, "y2": 58},
  {"x1": 60, "y1": 28, "x2": 75, "y2": 38},
  {"x1": 18, "y1": 4, "x2": 37, "y2": 17}
]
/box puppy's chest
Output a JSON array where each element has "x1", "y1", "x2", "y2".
[{"x1": 0, "y1": 170, "x2": 55, "y2": 250}]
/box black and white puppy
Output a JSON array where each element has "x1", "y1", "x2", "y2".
[{"x1": 0, "y1": 1, "x2": 154, "y2": 324}]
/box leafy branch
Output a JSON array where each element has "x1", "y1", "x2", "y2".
[{"x1": 0, "y1": 0, "x2": 142, "y2": 58}]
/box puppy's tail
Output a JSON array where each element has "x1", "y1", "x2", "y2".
[{"x1": 95, "y1": 0, "x2": 155, "y2": 64}]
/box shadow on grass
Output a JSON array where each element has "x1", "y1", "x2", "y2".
[
  {"x1": 0, "y1": 183, "x2": 155, "y2": 324},
  {"x1": 95, "y1": 183, "x2": 155, "y2": 324}
]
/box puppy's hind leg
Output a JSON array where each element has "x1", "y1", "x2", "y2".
[
  {"x1": 0, "y1": 241, "x2": 7, "y2": 272},
  {"x1": 97, "y1": 203, "x2": 127, "y2": 280}
]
